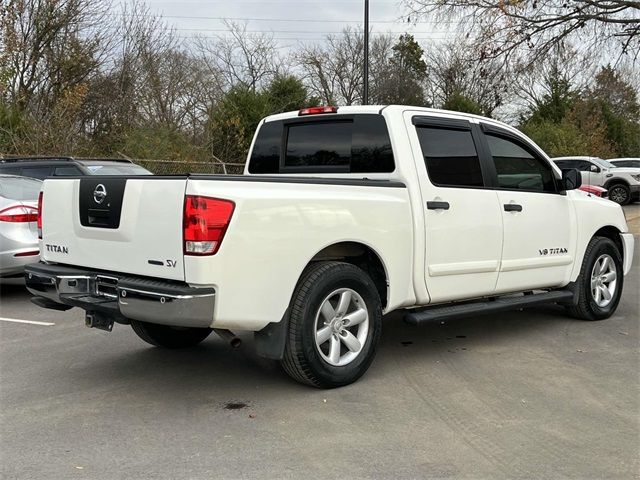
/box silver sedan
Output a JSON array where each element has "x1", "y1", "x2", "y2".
[{"x1": 0, "y1": 175, "x2": 41, "y2": 278}]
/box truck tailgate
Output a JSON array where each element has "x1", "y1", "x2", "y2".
[{"x1": 40, "y1": 177, "x2": 187, "y2": 281}]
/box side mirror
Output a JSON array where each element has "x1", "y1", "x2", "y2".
[
  {"x1": 561, "y1": 168, "x2": 582, "y2": 191},
  {"x1": 590, "y1": 165, "x2": 600, "y2": 173}
]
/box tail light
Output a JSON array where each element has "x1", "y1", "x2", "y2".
[
  {"x1": 37, "y1": 191, "x2": 43, "y2": 239},
  {"x1": 298, "y1": 106, "x2": 338, "y2": 116},
  {"x1": 0, "y1": 205, "x2": 39, "y2": 223},
  {"x1": 183, "y1": 195, "x2": 235, "y2": 256}
]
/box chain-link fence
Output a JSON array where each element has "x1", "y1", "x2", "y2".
[
  {"x1": 135, "y1": 159, "x2": 246, "y2": 175},
  {"x1": 0, "y1": 154, "x2": 246, "y2": 176}
]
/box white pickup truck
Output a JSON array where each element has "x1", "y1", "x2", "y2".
[{"x1": 26, "y1": 106, "x2": 635, "y2": 388}]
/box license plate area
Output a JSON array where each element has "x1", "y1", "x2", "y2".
[{"x1": 95, "y1": 275, "x2": 118, "y2": 299}]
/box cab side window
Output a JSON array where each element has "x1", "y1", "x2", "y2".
[
  {"x1": 416, "y1": 126, "x2": 484, "y2": 188},
  {"x1": 487, "y1": 134, "x2": 556, "y2": 193}
]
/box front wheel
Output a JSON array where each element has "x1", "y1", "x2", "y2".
[
  {"x1": 608, "y1": 183, "x2": 631, "y2": 205},
  {"x1": 566, "y1": 236, "x2": 624, "y2": 321},
  {"x1": 281, "y1": 262, "x2": 382, "y2": 388},
  {"x1": 131, "y1": 320, "x2": 212, "y2": 348}
]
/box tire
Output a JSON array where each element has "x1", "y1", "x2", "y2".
[
  {"x1": 566, "y1": 236, "x2": 624, "y2": 321},
  {"x1": 131, "y1": 320, "x2": 212, "y2": 348},
  {"x1": 281, "y1": 261, "x2": 382, "y2": 388},
  {"x1": 607, "y1": 183, "x2": 631, "y2": 205}
]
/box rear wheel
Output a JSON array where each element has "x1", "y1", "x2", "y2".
[
  {"x1": 566, "y1": 236, "x2": 624, "y2": 321},
  {"x1": 131, "y1": 320, "x2": 212, "y2": 348},
  {"x1": 608, "y1": 183, "x2": 631, "y2": 205},
  {"x1": 281, "y1": 261, "x2": 382, "y2": 388}
]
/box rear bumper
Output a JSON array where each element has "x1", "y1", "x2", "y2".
[{"x1": 24, "y1": 263, "x2": 215, "y2": 328}]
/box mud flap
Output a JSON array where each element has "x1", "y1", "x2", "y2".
[{"x1": 254, "y1": 310, "x2": 289, "y2": 360}]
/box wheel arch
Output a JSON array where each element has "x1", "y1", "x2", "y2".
[
  {"x1": 571, "y1": 224, "x2": 625, "y2": 283},
  {"x1": 603, "y1": 178, "x2": 630, "y2": 190},
  {"x1": 593, "y1": 225, "x2": 624, "y2": 255},
  {"x1": 254, "y1": 241, "x2": 390, "y2": 361},
  {"x1": 305, "y1": 241, "x2": 389, "y2": 310}
]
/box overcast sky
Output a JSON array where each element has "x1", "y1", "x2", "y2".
[{"x1": 143, "y1": 0, "x2": 454, "y2": 48}]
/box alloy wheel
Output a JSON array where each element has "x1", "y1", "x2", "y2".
[
  {"x1": 590, "y1": 254, "x2": 617, "y2": 308},
  {"x1": 314, "y1": 288, "x2": 369, "y2": 366},
  {"x1": 609, "y1": 186, "x2": 628, "y2": 204}
]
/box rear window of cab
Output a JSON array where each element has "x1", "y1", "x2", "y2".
[{"x1": 248, "y1": 114, "x2": 395, "y2": 174}]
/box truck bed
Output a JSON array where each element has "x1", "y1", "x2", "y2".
[{"x1": 39, "y1": 174, "x2": 413, "y2": 330}]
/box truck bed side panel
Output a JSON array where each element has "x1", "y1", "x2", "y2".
[{"x1": 184, "y1": 179, "x2": 414, "y2": 331}]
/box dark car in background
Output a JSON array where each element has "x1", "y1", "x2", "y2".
[{"x1": 0, "y1": 156, "x2": 152, "y2": 179}]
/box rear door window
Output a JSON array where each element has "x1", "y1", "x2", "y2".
[
  {"x1": 248, "y1": 114, "x2": 395, "y2": 174},
  {"x1": 416, "y1": 126, "x2": 484, "y2": 187},
  {"x1": 21, "y1": 166, "x2": 53, "y2": 179}
]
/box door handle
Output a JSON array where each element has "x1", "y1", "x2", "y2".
[
  {"x1": 427, "y1": 201, "x2": 450, "y2": 210},
  {"x1": 504, "y1": 203, "x2": 523, "y2": 212}
]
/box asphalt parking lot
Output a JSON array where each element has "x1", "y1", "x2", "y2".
[{"x1": 1, "y1": 208, "x2": 639, "y2": 479}]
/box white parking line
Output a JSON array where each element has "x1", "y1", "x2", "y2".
[{"x1": 0, "y1": 317, "x2": 55, "y2": 326}]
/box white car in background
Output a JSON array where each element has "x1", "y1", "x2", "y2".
[
  {"x1": 0, "y1": 175, "x2": 41, "y2": 278},
  {"x1": 552, "y1": 156, "x2": 640, "y2": 205},
  {"x1": 609, "y1": 158, "x2": 640, "y2": 169}
]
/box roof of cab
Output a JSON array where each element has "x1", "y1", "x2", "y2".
[{"x1": 263, "y1": 105, "x2": 526, "y2": 138}]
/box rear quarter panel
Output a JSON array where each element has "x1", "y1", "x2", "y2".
[{"x1": 184, "y1": 179, "x2": 414, "y2": 331}]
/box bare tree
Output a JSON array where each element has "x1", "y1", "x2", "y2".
[
  {"x1": 509, "y1": 42, "x2": 594, "y2": 121},
  {"x1": 404, "y1": 0, "x2": 640, "y2": 64},
  {"x1": 371, "y1": 34, "x2": 428, "y2": 106},
  {"x1": 424, "y1": 39, "x2": 512, "y2": 116},
  {"x1": 367, "y1": 34, "x2": 394, "y2": 103},
  {"x1": 0, "y1": 0, "x2": 118, "y2": 153},
  {"x1": 1, "y1": 0, "x2": 114, "y2": 112},
  {"x1": 196, "y1": 22, "x2": 281, "y2": 92},
  {"x1": 297, "y1": 27, "x2": 364, "y2": 105}
]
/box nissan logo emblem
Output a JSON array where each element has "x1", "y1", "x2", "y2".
[{"x1": 93, "y1": 184, "x2": 107, "y2": 204}]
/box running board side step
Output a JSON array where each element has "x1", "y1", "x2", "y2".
[{"x1": 404, "y1": 290, "x2": 575, "y2": 325}]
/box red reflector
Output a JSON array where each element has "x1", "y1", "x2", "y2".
[
  {"x1": 0, "y1": 205, "x2": 38, "y2": 223},
  {"x1": 183, "y1": 196, "x2": 235, "y2": 256},
  {"x1": 298, "y1": 106, "x2": 338, "y2": 116},
  {"x1": 37, "y1": 191, "x2": 43, "y2": 239},
  {"x1": 14, "y1": 250, "x2": 39, "y2": 257}
]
